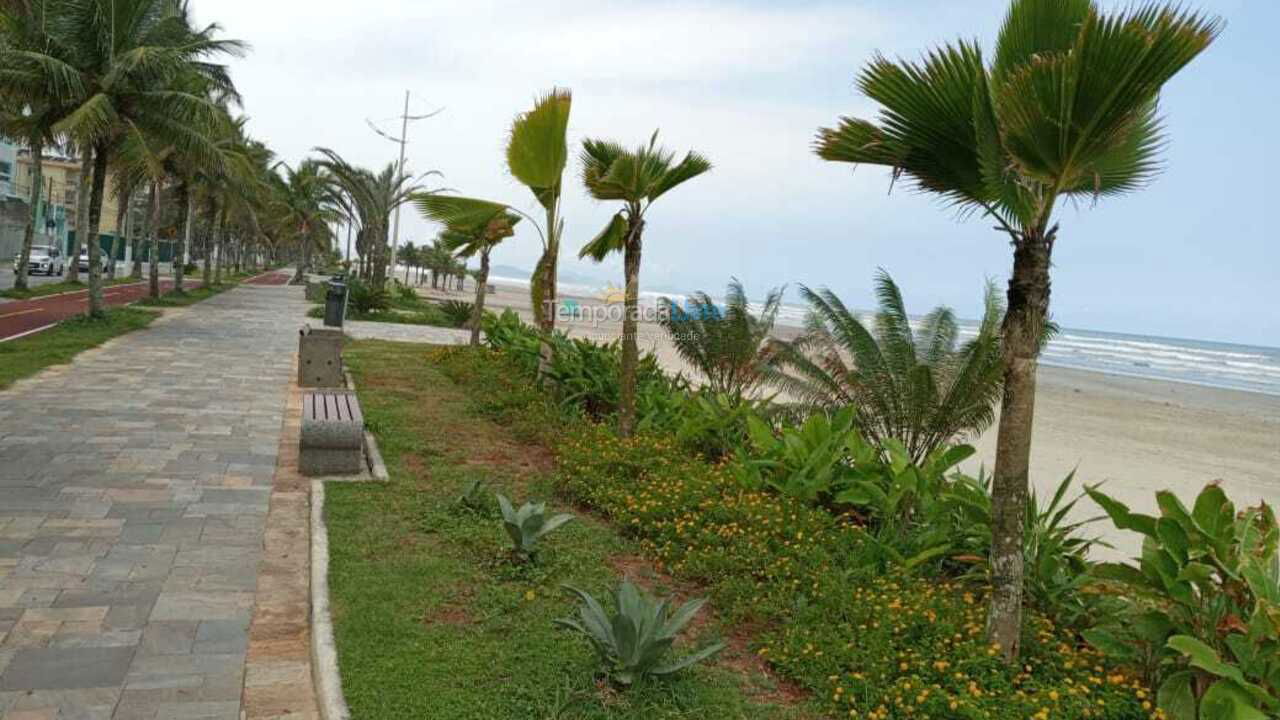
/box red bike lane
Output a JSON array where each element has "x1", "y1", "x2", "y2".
[{"x1": 0, "y1": 270, "x2": 288, "y2": 341}]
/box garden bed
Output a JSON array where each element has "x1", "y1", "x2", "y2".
[
  {"x1": 333, "y1": 340, "x2": 809, "y2": 719},
  {"x1": 334, "y1": 341, "x2": 1156, "y2": 719}
]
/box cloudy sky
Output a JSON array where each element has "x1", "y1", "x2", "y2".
[{"x1": 203, "y1": 0, "x2": 1276, "y2": 347}]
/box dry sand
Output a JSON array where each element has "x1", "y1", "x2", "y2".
[{"x1": 424, "y1": 278, "x2": 1280, "y2": 560}]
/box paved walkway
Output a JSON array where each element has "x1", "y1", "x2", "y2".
[
  {"x1": 340, "y1": 319, "x2": 471, "y2": 344},
  {"x1": 0, "y1": 284, "x2": 311, "y2": 719}
]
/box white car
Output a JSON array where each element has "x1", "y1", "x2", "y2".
[
  {"x1": 14, "y1": 244, "x2": 64, "y2": 276},
  {"x1": 78, "y1": 249, "x2": 112, "y2": 274}
]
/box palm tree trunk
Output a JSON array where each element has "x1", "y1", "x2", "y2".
[
  {"x1": 986, "y1": 230, "x2": 1053, "y2": 662},
  {"x1": 148, "y1": 182, "x2": 161, "y2": 300},
  {"x1": 469, "y1": 248, "x2": 491, "y2": 347},
  {"x1": 214, "y1": 207, "x2": 227, "y2": 284},
  {"x1": 202, "y1": 203, "x2": 216, "y2": 287},
  {"x1": 109, "y1": 194, "x2": 128, "y2": 280},
  {"x1": 618, "y1": 222, "x2": 644, "y2": 437},
  {"x1": 85, "y1": 144, "x2": 108, "y2": 318},
  {"x1": 68, "y1": 149, "x2": 93, "y2": 284},
  {"x1": 175, "y1": 184, "x2": 191, "y2": 292},
  {"x1": 14, "y1": 137, "x2": 44, "y2": 290}
]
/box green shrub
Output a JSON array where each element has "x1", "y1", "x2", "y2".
[
  {"x1": 555, "y1": 580, "x2": 726, "y2": 686},
  {"x1": 495, "y1": 493, "x2": 574, "y2": 560},
  {"x1": 347, "y1": 278, "x2": 391, "y2": 315},
  {"x1": 944, "y1": 472, "x2": 1117, "y2": 631},
  {"x1": 438, "y1": 299, "x2": 475, "y2": 328},
  {"x1": 1085, "y1": 484, "x2": 1280, "y2": 719}
]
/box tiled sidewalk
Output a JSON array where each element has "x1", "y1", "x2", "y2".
[{"x1": 0, "y1": 285, "x2": 312, "y2": 719}]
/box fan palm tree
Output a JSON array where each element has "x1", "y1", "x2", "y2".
[
  {"x1": 505, "y1": 89, "x2": 571, "y2": 375},
  {"x1": 813, "y1": 0, "x2": 1219, "y2": 659},
  {"x1": 416, "y1": 194, "x2": 521, "y2": 346},
  {"x1": 578, "y1": 132, "x2": 711, "y2": 436},
  {"x1": 766, "y1": 271, "x2": 1005, "y2": 463},
  {"x1": 659, "y1": 278, "x2": 782, "y2": 402},
  {"x1": 48, "y1": 0, "x2": 243, "y2": 316}
]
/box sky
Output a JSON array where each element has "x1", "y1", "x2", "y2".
[{"x1": 202, "y1": 0, "x2": 1278, "y2": 348}]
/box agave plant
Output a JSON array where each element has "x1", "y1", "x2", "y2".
[
  {"x1": 765, "y1": 270, "x2": 1004, "y2": 463},
  {"x1": 456, "y1": 478, "x2": 488, "y2": 512},
  {"x1": 555, "y1": 580, "x2": 726, "y2": 685},
  {"x1": 496, "y1": 493, "x2": 573, "y2": 559}
]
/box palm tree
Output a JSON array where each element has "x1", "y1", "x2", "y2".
[
  {"x1": 505, "y1": 90, "x2": 571, "y2": 350},
  {"x1": 51, "y1": 0, "x2": 243, "y2": 316},
  {"x1": 270, "y1": 159, "x2": 333, "y2": 284},
  {"x1": 578, "y1": 132, "x2": 711, "y2": 436},
  {"x1": 314, "y1": 148, "x2": 430, "y2": 288},
  {"x1": 766, "y1": 272, "x2": 1005, "y2": 463},
  {"x1": 658, "y1": 278, "x2": 782, "y2": 402},
  {"x1": 813, "y1": 0, "x2": 1219, "y2": 659},
  {"x1": 416, "y1": 194, "x2": 520, "y2": 346},
  {"x1": 0, "y1": 0, "x2": 78, "y2": 291}
]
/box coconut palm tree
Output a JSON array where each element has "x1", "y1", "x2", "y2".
[
  {"x1": 0, "y1": 0, "x2": 79, "y2": 290},
  {"x1": 813, "y1": 0, "x2": 1219, "y2": 659},
  {"x1": 50, "y1": 0, "x2": 243, "y2": 316},
  {"x1": 659, "y1": 278, "x2": 782, "y2": 402},
  {"x1": 314, "y1": 148, "x2": 432, "y2": 288},
  {"x1": 416, "y1": 194, "x2": 521, "y2": 346},
  {"x1": 270, "y1": 159, "x2": 334, "y2": 284},
  {"x1": 578, "y1": 132, "x2": 711, "y2": 437},
  {"x1": 766, "y1": 272, "x2": 1005, "y2": 463}
]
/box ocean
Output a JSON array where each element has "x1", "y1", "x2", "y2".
[{"x1": 490, "y1": 275, "x2": 1280, "y2": 398}]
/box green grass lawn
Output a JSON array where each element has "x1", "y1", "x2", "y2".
[
  {"x1": 0, "y1": 308, "x2": 159, "y2": 389},
  {"x1": 333, "y1": 340, "x2": 811, "y2": 720},
  {"x1": 0, "y1": 276, "x2": 134, "y2": 300}
]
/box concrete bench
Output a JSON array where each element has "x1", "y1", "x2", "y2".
[{"x1": 300, "y1": 391, "x2": 364, "y2": 476}]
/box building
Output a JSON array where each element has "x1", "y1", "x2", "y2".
[
  {"x1": 0, "y1": 139, "x2": 24, "y2": 261},
  {"x1": 14, "y1": 149, "x2": 123, "y2": 255},
  {"x1": 0, "y1": 138, "x2": 16, "y2": 200}
]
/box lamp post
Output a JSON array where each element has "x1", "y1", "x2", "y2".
[{"x1": 367, "y1": 91, "x2": 440, "y2": 278}]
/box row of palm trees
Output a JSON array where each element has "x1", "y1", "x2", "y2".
[
  {"x1": 412, "y1": 0, "x2": 1219, "y2": 665},
  {"x1": 0, "y1": 0, "x2": 366, "y2": 307}
]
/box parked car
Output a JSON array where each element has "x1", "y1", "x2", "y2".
[
  {"x1": 77, "y1": 249, "x2": 112, "y2": 274},
  {"x1": 13, "y1": 245, "x2": 64, "y2": 276}
]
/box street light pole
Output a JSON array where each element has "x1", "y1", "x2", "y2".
[{"x1": 390, "y1": 90, "x2": 409, "y2": 276}]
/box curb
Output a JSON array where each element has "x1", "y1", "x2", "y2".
[
  {"x1": 310, "y1": 479, "x2": 351, "y2": 720},
  {"x1": 343, "y1": 369, "x2": 389, "y2": 482}
]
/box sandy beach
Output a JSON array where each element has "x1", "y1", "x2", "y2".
[{"x1": 423, "y1": 278, "x2": 1280, "y2": 560}]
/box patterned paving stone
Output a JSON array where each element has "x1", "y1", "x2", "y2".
[{"x1": 0, "y1": 285, "x2": 311, "y2": 718}]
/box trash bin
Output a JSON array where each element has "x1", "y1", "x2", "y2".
[{"x1": 324, "y1": 277, "x2": 347, "y2": 328}]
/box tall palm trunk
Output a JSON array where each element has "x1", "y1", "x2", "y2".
[
  {"x1": 85, "y1": 145, "x2": 108, "y2": 318},
  {"x1": 986, "y1": 228, "x2": 1054, "y2": 661},
  {"x1": 68, "y1": 149, "x2": 92, "y2": 284},
  {"x1": 175, "y1": 184, "x2": 191, "y2": 292},
  {"x1": 14, "y1": 137, "x2": 44, "y2": 289},
  {"x1": 618, "y1": 218, "x2": 644, "y2": 437},
  {"x1": 109, "y1": 194, "x2": 128, "y2": 279},
  {"x1": 202, "y1": 202, "x2": 217, "y2": 287},
  {"x1": 147, "y1": 182, "x2": 161, "y2": 299},
  {"x1": 214, "y1": 207, "x2": 227, "y2": 284},
  {"x1": 469, "y1": 248, "x2": 491, "y2": 347},
  {"x1": 534, "y1": 203, "x2": 561, "y2": 380}
]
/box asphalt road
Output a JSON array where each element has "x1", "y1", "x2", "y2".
[
  {"x1": 0, "y1": 277, "x2": 200, "y2": 341},
  {"x1": 0, "y1": 263, "x2": 169, "y2": 292}
]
